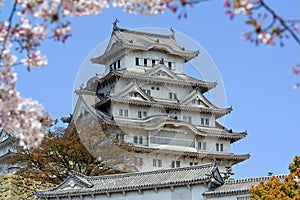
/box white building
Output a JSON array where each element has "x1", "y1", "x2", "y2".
[
  {"x1": 36, "y1": 23, "x2": 283, "y2": 200},
  {"x1": 0, "y1": 129, "x2": 18, "y2": 175},
  {"x1": 71, "y1": 23, "x2": 249, "y2": 174},
  {"x1": 35, "y1": 162, "x2": 284, "y2": 200}
]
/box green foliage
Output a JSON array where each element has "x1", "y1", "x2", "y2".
[{"x1": 250, "y1": 156, "x2": 300, "y2": 200}]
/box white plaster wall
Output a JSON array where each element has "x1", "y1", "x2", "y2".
[
  {"x1": 124, "y1": 50, "x2": 185, "y2": 73},
  {"x1": 136, "y1": 153, "x2": 227, "y2": 174},
  {"x1": 54, "y1": 184, "x2": 208, "y2": 200}
]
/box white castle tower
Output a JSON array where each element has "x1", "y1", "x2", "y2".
[{"x1": 71, "y1": 22, "x2": 249, "y2": 174}]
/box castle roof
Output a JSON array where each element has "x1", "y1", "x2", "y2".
[
  {"x1": 102, "y1": 115, "x2": 246, "y2": 141},
  {"x1": 35, "y1": 163, "x2": 223, "y2": 199},
  {"x1": 86, "y1": 65, "x2": 217, "y2": 93},
  {"x1": 74, "y1": 90, "x2": 245, "y2": 143},
  {"x1": 91, "y1": 27, "x2": 199, "y2": 65},
  {"x1": 97, "y1": 96, "x2": 231, "y2": 118},
  {"x1": 121, "y1": 145, "x2": 250, "y2": 165},
  {"x1": 203, "y1": 174, "x2": 286, "y2": 198}
]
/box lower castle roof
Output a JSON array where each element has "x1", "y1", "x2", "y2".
[
  {"x1": 203, "y1": 174, "x2": 286, "y2": 198},
  {"x1": 120, "y1": 145, "x2": 250, "y2": 164},
  {"x1": 35, "y1": 163, "x2": 223, "y2": 199}
]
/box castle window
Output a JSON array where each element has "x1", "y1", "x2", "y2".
[
  {"x1": 197, "y1": 142, "x2": 206, "y2": 150},
  {"x1": 201, "y1": 118, "x2": 209, "y2": 126},
  {"x1": 119, "y1": 109, "x2": 123, "y2": 116},
  {"x1": 216, "y1": 143, "x2": 223, "y2": 152},
  {"x1": 153, "y1": 159, "x2": 162, "y2": 167},
  {"x1": 138, "y1": 111, "x2": 142, "y2": 119},
  {"x1": 135, "y1": 57, "x2": 139, "y2": 66},
  {"x1": 168, "y1": 62, "x2": 172, "y2": 69},
  {"x1": 143, "y1": 111, "x2": 147, "y2": 117},
  {"x1": 116, "y1": 134, "x2": 124, "y2": 142},
  {"x1": 144, "y1": 89, "x2": 151, "y2": 95},
  {"x1": 129, "y1": 92, "x2": 138, "y2": 98},
  {"x1": 190, "y1": 162, "x2": 198, "y2": 166},
  {"x1": 205, "y1": 118, "x2": 209, "y2": 126},
  {"x1": 124, "y1": 110, "x2": 128, "y2": 117},
  {"x1": 156, "y1": 87, "x2": 159, "y2": 90},
  {"x1": 144, "y1": 58, "x2": 148, "y2": 66},
  {"x1": 139, "y1": 136, "x2": 143, "y2": 144},
  {"x1": 133, "y1": 136, "x2": 138, "y2": 144},
  {"x1": 169, "y1": 92, "x2": 177, "y2": 100},
  {"x1": 171, "y1": 161, "x2": 180, "y2": 168},
  {"x1": 117, "y1": 60, "x2": 121, "y2": 68},
  {"x1": 168, "y1": 62, "x2": 175, "y2": 70},
  {"x1": 152, "y1": 59, "x2": 156, "y2": 66},
  {"x1": 188, "y1": 116, "x2": 192, "y2": 123}
]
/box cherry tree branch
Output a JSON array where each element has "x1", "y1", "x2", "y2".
[{"x1": 260, "y1": 0, "x2": 300, "y2": 45}]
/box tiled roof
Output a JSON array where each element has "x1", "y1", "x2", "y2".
[
  {"x1": 91, "y1": 27, "x2": 199, "y2": 65},
  {"x1": 98, "y1": 96, "x2": 231, "y2": 118},
  {"x1": 35, "y1": 163, "x2": 223, "y2": 199},
  {"x1": 74, "y1": 91, "x2": 244, "y2": 143},
  {"x1": 121, "y1": 145, "x2": 250, "y2": 164},
  {"x1": 86, "y1": 66, "x2": 217, "y2": 92},
  {"x1": 203, "y1": 174, "x2": 286, "y2": 197}
]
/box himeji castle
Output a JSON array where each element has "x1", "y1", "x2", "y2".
[
  {"x1": 70, "y1": 22, "x2": 249, "y2": 174},
  {"x1": 35, "y1": 23, "x2": 274, "y2": 200}
]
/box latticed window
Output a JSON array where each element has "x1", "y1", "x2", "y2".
[
  {"x1": 119, "y1": 109, "x2": 123, "y2": 116},
  {"x1": 205, "y1": 118, "x2": 209, "y2": 126},
  {"x1": 171, "y1": 161, "x2": 180, "y2": 168},
  {"x1": 138, "y1": 111, "x2": 142, "y2": 119},
  {"x1": 197, "y1": 142, "x2": 206, "y2": 150},
  {"x1": 153, "y1": 159, "x2": 162, "y2": 167},
  {"x1": 124, "y1": 110, "x2": 128, "y2": 117},
  {"x1": 133, "y1": 136, "x2": 138, "y2": 144},
  {"x1": 169, "y1": 92, "x2": 177, "y2": 100},
  {"x1": 216, "y1": 143, "x2": 224, "y2": 152}
]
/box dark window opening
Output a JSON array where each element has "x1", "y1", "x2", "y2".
[{"x1": 152, "y1": 59, "x2": 156, "y2": 66}]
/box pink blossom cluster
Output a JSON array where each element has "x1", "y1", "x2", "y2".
[
  {"x1": 0, "y1": 66, "x2": 54, "y2": 149},
  {"x1": 292, "y1": 64, "x2": 300, "y2": 89},
  {"x1": 223, "y1": 0, "x2": 299, "y2": 47},
  {"x1": 113, "y1": 0, "x2": 166, "y2": 15}
]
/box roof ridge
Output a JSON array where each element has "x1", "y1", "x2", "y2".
[
  {"x1": 116, "y1": 27, "x2": 173, "y2": 39},
  {"x1": 225, "y1": 174, "x2": 287, "y2": 184},
  {"x1": 87, "y1": 163, "x2": 215, "y2": 180}
]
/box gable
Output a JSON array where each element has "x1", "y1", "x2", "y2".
[
  {"x1": 111, "y1": 80, "x2": 153, "y2": 102},
  {"x1": 146, "y1": 64, "x2": 182, "y2": 81},
  {"x1": 180, "y1": 90, "x2": 216, "y2": 109},
  {"x1": 152, "y1": 70, "x2": 174, "y2": 79},
  {"x1": 189, "y1": 96, "x2": 209, "y2": 108},
  {"x1": 51, "y1": 172, "x2": 93, "y2": 192}
]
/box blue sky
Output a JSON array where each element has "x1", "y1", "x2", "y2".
[{"x1": 13, "y1": 1, "x2": 300, "y2": 178}]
